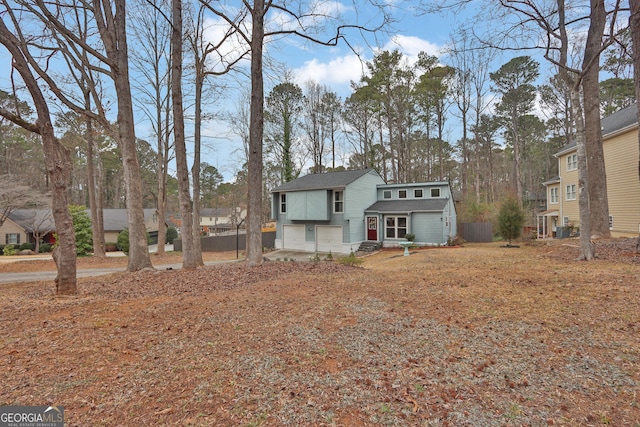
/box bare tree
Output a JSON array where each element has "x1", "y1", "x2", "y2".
[
  {"x1": 23, "y1": 210, "x2": 55, "y2": 253},
  {"x1": 200, "y1": 0, "x2": 391, "y2": 265},
  {"x1": 130, "y1": 0, "x2": 173, "y2": 257},
  {"x1": 0, "y1": 18, "x2": 77, "y2": 294},
  {"x1": 1, "y1": 0, "x2": 153, "y2": 270},
  {"x1": 450, "y1": 0, "x2": 623, "y2": 258},
  {"x1": 186, "y1": 4, "x2": 243, "y2": 267}
]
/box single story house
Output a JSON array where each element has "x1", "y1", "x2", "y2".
[
  {"x1": 0, "y1": 208, "x2": 167, "y2": 247},
  {"x1": 101, "y1": 209, "x2": 166, "y2": 243},
  {"x1": 1, "y1": 209, "x2": 56, "y2": 247},
  {"x1": 270, "y1": 169, "x2": 457, "y2": 254}
]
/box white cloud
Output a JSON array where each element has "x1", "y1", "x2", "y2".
[
  {"x1": 383, "y1": 35, "x2": 442, "y2": 62},
  {"x1": 292, "y1": 54, "x2": 366, "y2": 94}
]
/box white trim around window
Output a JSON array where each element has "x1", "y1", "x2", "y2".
[
  {"x1": 565, "y1": 184, "x2": 576, "y2": 201},
  {"x1": 384, "y1": 216, "x2": 408, "y2": 239},
  {"x1": 414, "y1": 189, "x2": 423, "y2": 198},
  {"x1": 280, "y1": 193, "x2": 287, "y2": 213},
  {"x1": 333, "y1": 190, "x2": 344, "y2": 213},
  {"x1": 430, "y1": 188, "x2": 440, "y2": 197},
  {"x1": 549, "y1": 187, "x2": 558, "y2": 204},
  {"x1": 566, "y1": 153, "x2": 577, "y2": 171}
]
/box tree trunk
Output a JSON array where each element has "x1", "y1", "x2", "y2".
[
  {"x1": 192, "y1": 72, "x2": 204, "y2": 266},
  {"x1": 629, "y1": 0, "x2": 640, "y2": 252},
  {"x1": 94, "y1": 0, "x2": 153, "y2": 271},
  {"x1": 246, "y1": 0, "x2": 266, "y2": 266},
  {"x1": 0, "y1": 21, "x2": 78, "y2": 294},
  {"x1": 171, "y1": 0, "x2": 197, "y2": 269},
  {"x1": 571, "y1": 87, "x2": 595, "y2": 260},
  {"x1": 582, "y1": 0, "x2": 610, "y2": 238},
  {"x1": 85, "y1": 91, "x2": 105, "y2": 258}
]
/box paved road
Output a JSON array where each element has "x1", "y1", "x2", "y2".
[
  {"x1": 0, "y1": 249, "x2": 309, "y2": 285},
  {"x1": 0, "y1": 260, "x2": 235, "y2": 285}
]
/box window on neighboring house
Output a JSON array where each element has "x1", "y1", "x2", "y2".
[
  {"x1": 609, "y1": 215, "x2": 613, "y2": 230},
  {"x1": 414, "y1": 189, "x2": 423, "y2": 198},
  {"x1": 565, "y1": 184, "x2": 576, "y2": 200},
  {"x1": 431, "y1": 188, "x2": 440, "y2": 197},
  {"x1": 563, "y1": 216, "x2": 569, "y2": 226},
  {"x1": 6, "y1": 233, "x2": 19, "y2": 245},
  {"x1": 383, "y1": 190, "x2": 392, "y2": 199},
  {"x1": 280, "y1": 193, "x2": 287, "y2": 213},
  {"x1": 566, "y1": 153, "x2": 577, "y2": 171},
  {"x1": 334, "y1": 191, "x2": 344, "y2": 213},
  {"x1": 385, "y1": 216, "x2": 408, "y2": 239},
  {"x1": 550, "y1": 187, "x2": 558, "y2": 204},
  {"x1": 398, "y1": 190, "x2": 407, "y2": 199}
]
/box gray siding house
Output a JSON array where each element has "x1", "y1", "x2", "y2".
[{"x1": 271, "y1": 169, "x2": 457, "y2": 254}]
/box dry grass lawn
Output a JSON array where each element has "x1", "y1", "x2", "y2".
[{"x1": 0, "y1": 239, "x2": 639, "y2": 426}]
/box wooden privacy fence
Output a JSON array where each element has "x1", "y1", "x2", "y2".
[
  {"x1": 174, "y1": 231, "x2": 276, "y2": 252},
  {"x1": 460, "y1": 222, "x2": 493, "y2": 243}
]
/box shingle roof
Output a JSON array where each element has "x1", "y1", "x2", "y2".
[
  {"x1": 8, "y1": 209, "x2": 56, "y2": 232},
  {"x1": 556, "y1": 102, "x2": 638, "y2": 155},
  {"x1": 100, "y1": 208, "x2": 157, "y2": 231},
  {"x1": 365, "y1": 199, "x2": 449, "y2": 213},
  {"x1": 271, "y1": 169, "x2": 380, "y2": 192}
]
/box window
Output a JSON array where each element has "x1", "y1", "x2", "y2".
[
  {"x1": 549, "y1": 187, "x2": 558, "y2": 204},
  {"x1": 280, "y1": 193, "x2": 287, "y2": 213},
  {"x1": 609, "y1": 215, "x2": 613, "y2": 230},
  {"x1": 566, "y1": 154, "x2": 577, "y2": 171},
  {"x1": 398, "y1": 190, "x2": 407, "y2": 199},
  {"x1": 383, "y1": 190, "x2": 392, "y2": 199},
  {"x1": 431, "y1": 188, "x2": 440, "y2": 198},
  {"x1": 6, "y1": 233, "x2": 19, "y2": 245},
  {"x1": 385, "y1": 216, "x2": 408, "y2": 239},
  {"x1": 563, "y1": 216, "x2": 569, "y2": 226},
  {"x1": 565, "y1": 184, "x2": 576, "y2": 201},
  {"x1": 414, "y1": 189, "x2": 423, "y2": 198},
  {"x1": 334, "y1": 191, "x2": 344, "y2": 213}
]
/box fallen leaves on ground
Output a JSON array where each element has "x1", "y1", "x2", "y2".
[{"x1": 1, "y1": 239, "x2": 639, "y2": 426}]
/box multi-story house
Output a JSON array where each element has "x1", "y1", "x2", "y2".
[
  {"x1": 539, "y1": 103, "x2": 639, "y2": 238},
  {"x1": 271, "y1": 169, "x2": 457, "y2": 254}
]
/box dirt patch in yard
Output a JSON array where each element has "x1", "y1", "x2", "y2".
[{"x1": 1, "y1": 239, "x2": 639, "y2": 426}]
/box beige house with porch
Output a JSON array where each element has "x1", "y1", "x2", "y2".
[{"x1": 539, "y1": 104, "x2": 640, "y2": 238}]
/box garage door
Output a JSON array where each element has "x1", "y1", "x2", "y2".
[
  {"x1": 316, "y1": 226, "x2": 343, "y2": 253},
  {"x1": 283, "y1": 225, "x2": 306, "y2": 250}
]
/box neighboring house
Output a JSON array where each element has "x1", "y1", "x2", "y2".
[
  {"x1": 271, "y1": 169, "x2": 457, "y2": 254},
  {"x1": 199, "y1": 207, "x2": 245, "y2": 235},
  {"x1": 1, "y1": 209, "x2": 56, "y2": 247},
  {"x1": 0, "y1": 208, "x2": 167, "y2": 246},
  {"x1": 101, "y1": 209, "x2": 166, "y2": 243},
  {"x1": 539, "y1": 103, "x2": 640, "y2": 238}
]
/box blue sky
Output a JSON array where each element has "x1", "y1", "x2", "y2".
[{"x1": 0, "y1": 1, "x2": 499, "y2": 182}]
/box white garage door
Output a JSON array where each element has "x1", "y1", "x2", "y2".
[
  {"x1": 316, "y1": 226, "x2": 343, "y2": 253},
  {"x1": 283, "y1": 225, "x2": 306, "y2": 250}
]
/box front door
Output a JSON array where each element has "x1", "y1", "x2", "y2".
[{"x1": 366, "y1": 216, "x2": 378, "y2": 241}]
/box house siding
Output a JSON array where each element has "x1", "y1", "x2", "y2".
[
  {"x1": 604, "y1": 127, "x2": 640, "y2": 235},
  {"x1": 411, "y1": 212, "x2": 445, "y2": 243},
  {"x1": 558, "y1": 151, "x2": 580, "y2": 226},
  {"x1": 1, "y1": 219, "x2": 27, "y2": 245},
  {"x1": 344, "y1": 171, "x2": 385, "y2": 245},
  {"x1": 543, "y1": 105, "x2": 639, "y2": 238}
]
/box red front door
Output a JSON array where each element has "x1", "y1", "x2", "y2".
[{"x1": 366, "y1": 216, "x2": 378, "y2": 241}]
